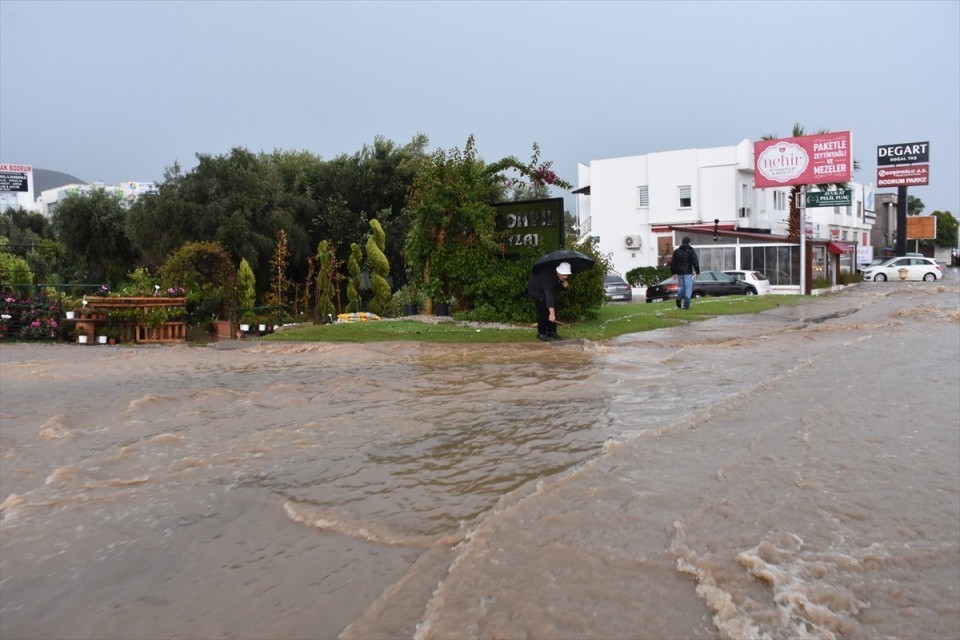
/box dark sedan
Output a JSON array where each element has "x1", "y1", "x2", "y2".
[
  {"x1": 645, "y1": 271, "x2": 758, "y2": 303},
  {"x1": 603, "y1": 273, "x2": 632, "y2": 301}
]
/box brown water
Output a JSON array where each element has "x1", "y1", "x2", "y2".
[{"x1": 2, "y1": 275, "x2": 959, "y2": 640}]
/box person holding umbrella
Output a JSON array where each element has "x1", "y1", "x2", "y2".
[{"x1": 526, "y1": 261, "x2": 572, "y2": 341}]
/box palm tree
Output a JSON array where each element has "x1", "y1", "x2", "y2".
[{"x1": 760, "y1": 123, "x2": 861, "y2": 239}]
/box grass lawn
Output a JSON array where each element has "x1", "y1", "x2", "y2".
[{"x1": 263, "y1": 295, "x2": 812, "y2": 344}]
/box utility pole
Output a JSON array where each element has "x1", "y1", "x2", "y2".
[{"x1": 896, "y1": 186, "x2": 908, "y2": 256}]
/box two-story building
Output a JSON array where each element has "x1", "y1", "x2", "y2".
[{"x1": 575, "y1": 139, "x2": 874, "y2": 293}]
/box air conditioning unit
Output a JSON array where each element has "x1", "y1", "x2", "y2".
[{"x1": 624, "y1": 234, "x2": 642, "y2": 249}]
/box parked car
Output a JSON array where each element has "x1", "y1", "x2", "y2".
[
  {"x1": 860, "y1": 256, "x2": 942, "y2": 281},
  {"x1": 723, "y1": 270, "x2": 771, "y2": 295},
  {"x1": 603, "y1": 273, "x2": 632, "y2": 301},
  {"x1": 646, "y1": 270, "x2": 757, "y2": 302}
]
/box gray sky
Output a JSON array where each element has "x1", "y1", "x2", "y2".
[{"x1": 2, "y1": 0, "x2": 957, "y2": 215}]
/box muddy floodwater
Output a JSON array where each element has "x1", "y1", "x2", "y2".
[{"x1": 2, "y1": 273, "x2": 958, "y2": 640}]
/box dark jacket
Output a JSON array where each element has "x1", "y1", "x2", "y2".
[
  {"x1": 671, "y1": 244, "x2": 700, "y2": 276},
  {"x1": 526, "y1": 269, "x2": 562, "y2": 310}
]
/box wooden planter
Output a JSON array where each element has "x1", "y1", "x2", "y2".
[{"x1": 67, "y1": 297, "x2": 187, "y2": 344}]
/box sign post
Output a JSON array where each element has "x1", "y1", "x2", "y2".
[
  {"x1": 755, "y1": 131, "x2": 852, "y2": 294},
  {"x1": 805, "y1": 189, "x2": 852, "y2": 208},
  {"x1": 876, "y1": 141, "x2": 930, "y2": 257}
]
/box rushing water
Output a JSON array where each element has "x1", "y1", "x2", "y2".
[{"x1": 2, "y1": 274, "x2": 958, "y2": 640}]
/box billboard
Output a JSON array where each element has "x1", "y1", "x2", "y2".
[
  {"x1": 906, "y1": 216, "x2": 936, "y2": 240},
  {"x1": 0, "y1": 163, "x2": 32, "y2": 192},
  {"x1": 877, "y1": 141, "x2": 929, "y2": 166},
  {"x1": 493, "y1": 197, "x2": 564, "y2": 256},
  {"x1": 754, "y1": 131, "x2": 852, "y2": 188},
  {"x1": 877, "y1": 165, "x2": 929, "y2": 187}
]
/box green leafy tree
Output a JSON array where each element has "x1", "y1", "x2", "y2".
[
  {"x1": 52, "y1": 187, "x2": 139, "y2": 285},
  {"x1": 365, "y1": 218, "x2": 391, "y2": 315},
  {"x1": 907, "y1": 195, "x2": 925, "y2": 216},
  {"x1": 405, "y1": 136, "x2": 577, "y2": 316},
  {"x1": 0, "y1": 242, "x2": 34, "y2": 294},
  {"x1": 346, "y1": 242, "x2": 363, "y2": 312},
  {"x1": 237, "y1": 258, "x2": 256, "y2": 309},
  {"x1": 314, "y1": 240, "x2": 338, "y2": 321},
  {"x1": 931, "y1": 210, "x2": 958, "y2": 248},
  {"x1": 309, "y1": 135, "x2": 428, "y2": 289},
  {"x1": 160, "y1": 241, "x2": 236, "y2": 323},
  {"x1": 0, "y1": 209, "x2": 62, "y2": 283}
]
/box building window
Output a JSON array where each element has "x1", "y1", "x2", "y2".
[
  {"x1": 678, "y1": 185, "x2": 691, "y2": 208},
  {"x1": 637, "y1": 186, "x2": 649, "y2": 208},
  {"x1": 773, "y1": 190, "x2": 787, "y2": 211}
]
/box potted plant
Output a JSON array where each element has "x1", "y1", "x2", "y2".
[
  {"x1": 72, "y1": 325, "x2": 89, "y2": 344},
  {"x1": 423, "y1": 279, "x2": 450, "y2": 316},
  {"x1": 393, "y1": 284, "x2": 422, "y2": 317},
  {"x1": 239, "y1": 311, "x2": 257, "y2": 333},
  {"x1": 103, "y1": 321, "x2": 122, "y2": 345}
]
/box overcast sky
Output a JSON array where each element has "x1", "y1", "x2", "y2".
[{"x1": 1, "y1": 0, "x2": 957, "y2": 215}]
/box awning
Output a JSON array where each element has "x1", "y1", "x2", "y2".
[{"x1": 828, "y1": 241, "x2": 853, "y2": 255}]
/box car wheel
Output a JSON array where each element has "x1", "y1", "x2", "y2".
[
  {"x1": 923, "y1": 273, "x2": 937, "y2": 281},
  {"x1": 692, "y1": 291, "x2": 704, "y2": 298},
  {"x1": 745, "y1": 287, "x2": 756, "y2": 296},
  {"x1": 874, "y1": 273, "x2": 887, "y2": 282}
]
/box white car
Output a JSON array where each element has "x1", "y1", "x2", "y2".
[
  {"x1": 860, "y1": 256, "x2": 942, "y2": 282},
  {"x1": 723, "y1": 270, "x2": 771, "y2": 295}
]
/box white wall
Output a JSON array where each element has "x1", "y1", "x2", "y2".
[{"x1": 577, "y1": 140, "x2": 870, "y2": 277}]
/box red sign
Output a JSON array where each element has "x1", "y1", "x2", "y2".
[
  {"x1": 754, "y1": 131, "x2": 852, "y2": 188},
  {"x1": 877, "y1": 164, "x2": 929, "y2": 187}
]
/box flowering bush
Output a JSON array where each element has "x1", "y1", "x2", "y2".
[
  {"x1": 20, "y1": 318, "x2": 58, "y2": 340},
  {"x1": 165, "y1": 286, "x2": 185, "y2": 297},
  {"x1": 95, "y1": 285, "x2": 110, "y2": 296},
  {"x1": 0, "y1": 290, "x2": 62, "y2": 341}
]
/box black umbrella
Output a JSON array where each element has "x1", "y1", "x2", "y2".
[{"x1": 532, "y1": 249, "x2": 595, "y2": 274}]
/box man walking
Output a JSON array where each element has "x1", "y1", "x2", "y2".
[{"x1": 671, "y1": 237, "x2": 700, "y2": 309}]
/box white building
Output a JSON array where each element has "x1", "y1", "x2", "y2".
[
  {"x1": 35, "y1": 181, "x2": 157, "y2": 217},
  {"x1": 575, "y1": 139, "x2": 874, "y2": 292}
]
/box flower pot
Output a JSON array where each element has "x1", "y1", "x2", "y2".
[
  {"x1": 77, "y1": 335, "x2": 88, "y2": 344},
  {"x1": 240, "y1": 324, "x2": 250, "y2": 332},
  {"x1": 258, "y1": 324, "x2": 267, "y2": 332},
  {"x1": 434, "y1": 303, "x2": 450, "y2": 317},
  {"x1": 97, "y1": 335, "x2": 108, "y2": 344},
  {"x1": 65, "y1": 311, "x2": 75, "y2": 319},
  {"x1": 402, "y1": 304, "x2": 419, "y2": 316},
  {"x1": 898, "y1": 268, "x2": 909, "y2": 280}
]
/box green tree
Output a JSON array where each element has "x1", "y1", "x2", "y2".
[
  {"x1": 907, "y1": 195, "x2": 925, "y2": 216},
  {"x1": 237, "y1": 258, "x2": 256, "y2": 309},
  {"x1": 0, "y1": 209, "x2": 63, "y2": 283},
  {"x1": 160, "y1": 241, "x2": 237, "y2": 323},
  {"x1": 0, "y1": 242, "x2": 34, "y2": 294},
  {"x1": 346, "y1": 242, "x2": 363, "y2": 312},
  {"x1": 51, "y1": 187, "x2": 139, "y2": 285},
  {"x1": 314, "y1": 240, "x2": 338, "y2": 321},
  {"x1": 404, "y1": 136, "x2": 576, "y2": 315},
  {"x1": 309, "y1": 135, "x2": 428, "y2": 290},
  {"x1": 931, "y1": 210, "x2": 958, "y2": 248},
  {"x1": 366, "y1": 218, "x2": 391, "y2": 315}
]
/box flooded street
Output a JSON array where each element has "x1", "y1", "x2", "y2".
[{"x1": 2, "y1": 274, "x2": 958, "y2": 640}]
